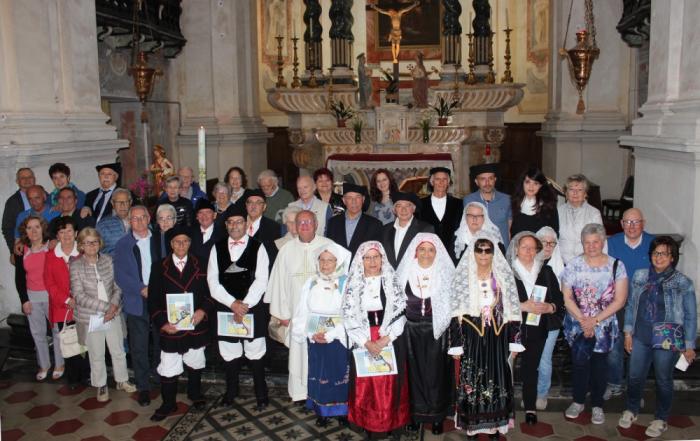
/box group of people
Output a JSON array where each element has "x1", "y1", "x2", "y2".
[{"x1": 2, "y1": 160, "x2": 696, "y2": 439}]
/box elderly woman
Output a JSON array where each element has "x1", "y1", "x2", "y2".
[
  {"x1": 367, "y1": 169, "x2": 399, "y2": 225},
  {"x1": 510, "y1": 167, "x2": 559, "y2": 237},
  {"x1": 15, "y1": 215, "x2": 63, "y2": 381},
  {"x1": 506, "y1": 231, "x2": 564, "y2": 424},
  {"x1": 557, "y1": 174, "x2": 603, "y2": 264},
  {"x1": 397, "y1": 233, "x2": 454, "y2": 435},
  {"x1": 534, "y1": 226, "x2": 565, "y2": 409},
  {"x1": 618, "y1": 236, "x2": 696, "y2": 438},
  {"x1": 70, "y1": 227, "x2": 136, "y2": 401},
  {"x1": 224, "y1": 166, "x2": 247, "y2": 204},
  {"x1": 342, "y1": 241, "x2": 409, "y2": 436},
  {"x1": 292, "y1": 243, "x2": 352, "y2": 427},
  {"x1": 275, "y1": 205, "x2": 301, "y2": 250},
  {"x1": 212, "y1": 182, "x2": 232, "y2": 214},
  {"x1": 153, "y1": 203, "x2": 176, "y2": 261},
  {"x1": 44, "y1": 217, "x2": 90, "y2": 388},
  {"x1": 313, "y1": 167, "x2": 345, "y2": 216},
  {"x1": 562, "y1": 223, "x2": 627, "y2": 425},
  {"x1": 448, "y1": 231, "x2": 522, "y2": 440},
  {"x1": 449, "y1": 201, "x2": 503, "y2": 264}
]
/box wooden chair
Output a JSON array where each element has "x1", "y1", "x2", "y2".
[{"x1": 602, "y1": 176, "x2": 634, "y2": 220}]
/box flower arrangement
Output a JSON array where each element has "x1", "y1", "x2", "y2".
[{"x1": 129, "y1": 171, "x2": 153, "y2": 203}]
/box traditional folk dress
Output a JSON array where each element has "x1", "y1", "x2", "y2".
[
  {"x1": 342, "y1": 241, "x2": 410, "y2": 433},
  {"x1": 448, "y1": 231, "x2": 523, "y2": 437},
  {"x1": 292, "y1": 243, "x2": 352, "y2": 418},
  {"x1": 396, "y1": 233, "x2": 455, "y2": 425},
  {"x1": 448, "y1": 201, "x2": 503, "y2": 265}
]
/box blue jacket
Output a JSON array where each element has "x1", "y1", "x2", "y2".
[
  {"x1": 96, "y1": 215, "x2": 127, "y2": 255},
  {"x1": 624, "y1": 268, "x2": 697, "y2": 349},
  {"x1": 158, "y1": 181, "x2": 207, "y2": 206},
  {"x1": 113, "y1": 231, "x2": 157, "y2": 316}
]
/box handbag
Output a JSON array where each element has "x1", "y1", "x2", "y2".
[
  {"x1": 652, "y1": 322, "x2": 685, "y2": 352},
  {"x1": 268, "y1": 316, "x2": 289, "y2": 347},
  {"x1": 59, "y1": 309, "x2": 84, "y2": 358}
]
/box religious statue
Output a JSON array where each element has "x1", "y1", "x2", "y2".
[
  {"x1": 356, "y1": 53, "x2": 374, "y2": 109},
  {"x1": 150, "y1": 144, "x2": 174, "y2": 195},
  {"x1": 370, "y1": 0, "x2": 420, "y2": 63},
  {"x1": 411, "y1": 51, "x2": 429, "y2": 108},
  {"x1": 381, "y1": 68, "x2": 399, "y2": 103}
]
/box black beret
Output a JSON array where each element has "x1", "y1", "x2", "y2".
[
  {"x1": 469, "y1": 163, "x2": 499, "y2": 178},
  {"x1": 342, "y1": 182, "x2": 368, "y2": 197},
  {"x1": 244, "y1": 188, "x2": 266, "y2": 201},
  {"x1": 391, "y1": 191, "x2": 420, "y2": 207},
  {"x1": 96, "y1": 163, "x2": 121, "y2": 175},
  {"x1": 166, "y1": 225, "x2": 192, "y2": 242},
  {"x1": 194, "y1": 198, "x2": 215, "y2": 213},
  {"x1": 221, "y1": 203, "x2": 247, "y2": 220},
  {"x1": 429, "y1": 166, "x2": 451, "y2": 176}
]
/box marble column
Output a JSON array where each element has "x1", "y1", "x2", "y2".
[
  {"x1": 619, "y1": 0, "x2": 700, "y2": 283},
  {"x1": 538, "y1": 0, "x2": 632, "y2": 199},
  {"x1": 0, "y1": 0, "x2": 128, "y2": 318},
  {"x1": 440, "y1": 0, "x2": 464, "y2": 83},
  {"x1": 174, "y1": 0, "x2": 269, "y2": 184},
  {"x1": 329, "y1": 0, "x2": 354, "y2": 84}
]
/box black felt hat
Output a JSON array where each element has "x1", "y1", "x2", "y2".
[
  {"x1": 95, "y1": 162, "x2": 121, "y2": 175},
  {"x1": 166, "y1": 225, "x2": 192, "y2": 242},
  {"x1": 244, "y1": 188, "x2": 266, "y2": 201},
  {"x1": 391, "y1": 191, "x2": 420, "y2": 207},
  {"x1": 469, "y1": 163, "x2": 499, "y2": 178},
  {"x1": 429, "y1": 166, "x2": 451, "y2": 176},
  {"x1": 194, "y1": 198, "x2": 215, "y2": 213},
  {"x1": 342, "y1": 182, "x2": 368, "y2": 197},
  {"x1": 221, "y1": 203, "x2": 247, "y2": 220}
]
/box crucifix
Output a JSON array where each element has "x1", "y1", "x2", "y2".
[{"x1": 370, "y1": 0, "x2": 420, "y2": 64}]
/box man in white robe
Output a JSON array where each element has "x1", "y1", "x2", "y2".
[{"x1": 264, "y1": 210, "x2": 334, "y2": 402}]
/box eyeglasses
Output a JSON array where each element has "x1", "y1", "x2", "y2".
[
  {"x1": 474, "y1": 247, "x2": 494, "y2": 255},
  {"x1": 130, "y1": 215, "x2": 148, "y2": 222},
  {"x1": 542, "y1": 241, "x2": 557, "y2": 247},
  {"x1": 466, "y1": 214, "x2": 484, "y2": 221},
  {"x1": 362, "y1": 254, "x2": 382, "y2": 261},
  {"x1": 622, "y1": 219, "x2": 643, "y2": 227},
  {"x1": 158, "y1": 216, "x2": 175, "y2": 222},
  {"x1": 225, "y1": 219, "x2": 246, "y2": 226},
  {"x1": 652, "y1": 251, "x2": 671, "y2": 258},
  {"x1": 172, "y1": 239, "x2": 191, "y2": 246},
  {"x1": 83, "y1": 240, "x2": 100, "y2": 246},
  {"x1": 297, "y1": 220, "x2": 315, "y2": 226}
]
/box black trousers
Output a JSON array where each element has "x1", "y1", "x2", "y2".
[{"x1": 520, "y1": 337, "x2": 546, "y2": 412}]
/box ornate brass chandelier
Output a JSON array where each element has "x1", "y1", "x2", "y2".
[
  {"x1": 128, "y1": 0, "x2": 162, "y2": 114},
  {"x1": 560, "y1": 0, "x2": 599, "y2": 114}
]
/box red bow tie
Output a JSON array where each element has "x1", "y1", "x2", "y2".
[{"x1": 230, "y1": 240, "x2": 245, "y2": 247}]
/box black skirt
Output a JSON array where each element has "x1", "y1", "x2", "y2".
[{"x1": 404, "y1": 318, "x2": 453, "y2": 422}]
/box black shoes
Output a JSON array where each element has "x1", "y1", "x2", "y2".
[
  {"x1": 138, "y1": 390, "x2": 151, "y2": 407},
  {"x1": 432, "y1": 420, "x2": 444, "y2": 435},
  {"x1": 405, "y1": 423, "x2": 419, "y2": 432},
  {"x1": 525, "y1": 412, "x2": 538, "y2": 425},
  {"x1": 255, "y1": 399, "x2": 269, "y2": 412},
  {"x1": 315, "y1": 417, "x2": 329, "y2": 427},
  {"x1": 489, "y1": 433, "x2": 500, "y2": 440},
  {"x1": 150, "y1": 404, "x2": 175, "y2": 422},
  {"x1": 467, "y1": 436, "x2": 478, "y2": 441},
  {"x1": 337, "y1": 416, "x2": 349, "y2": 427}
]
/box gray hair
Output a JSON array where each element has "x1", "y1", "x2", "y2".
[
  {"x1": 295, "y1": 209, "x2": 318, "y2": 224},
  {"x1": 112, "y1": 187, "x2": 132, "y2": 203},
  {"x1": 165, "y1": 176, "x2": 180, "y2": 186},
  {"x1": 257, "y1": 169, "x2": 279, "y2": 185},
  {"x1": 213, "y1": 182, "x2": 231, "y2": 196},
  {"x1": 178, "y1": 166, "x2": 194, "y2": 175},
  {"x1": 128, "y1": 205, "x2": 150, "y2": 219},
  {"x1": 156, "y1": 204, "x2": 177, "y2": 219},
  {"x1": 580, "y1": 223, "x2": 606, "y2": 243},
  {"x1": 282, "y1": 205, "x2": 302, "y2": 223},
  {"x1": 565, "y1": 174, "x2": 589, "y2": 193}
]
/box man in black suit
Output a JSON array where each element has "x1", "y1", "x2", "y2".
[
  {"x1": 381, "y1": 191, "x2": 434, "y2": 268},
  {"x1": 2, "y1": 168, "x2": 36, "y2": 255},
  {"x1": 241, "y1": 189, "x2": 281, "y2": 266},
  {"x1": 419, "y1": 167, "x2": 463, "y2": 249},
  {"x1": 190, "y1": 198, "x2": 222, "y2": 263},
  {"x1": 82, "y1": 162, "x2": 121, "y2": 224},
  {"x1": 325, "y1": 183, "x2": 382, "y2": 257}
]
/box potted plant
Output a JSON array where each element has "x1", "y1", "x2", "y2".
[
  {"x1": 432, "y1": 96, "x2": 459, "y2": 126},
  {"x1": 329, "y1": 100, "x2": 354, "y2": 127},
  {"x1": 351, "y1": 117, "x2": 364, "y2": 143}
]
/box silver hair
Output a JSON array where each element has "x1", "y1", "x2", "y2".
[
  {"x1": 213, "y1": 182, "x2": 231, "y2": 196},
  {"x1": 257, "y1": 169, "x2": 279, "y2": 185},
  {"x1": 112, "y1": 187, "x2": 132, "y2": 203},
  {"x1": 282, "y1": 205, "x2": 302, "y2": 222},
  {"x1": 178, "y1": 166, "x2": 194, "y2": 175},
  {"x1": 128, "y1": 205, "x2": 150, "y2": 219},
  {"x1": 580, "y1": 223, "x2": 606, "y2": 243},
  {"x1": 565, "y1": 174, "x2": 589, "y2": 193},
  {"x1": 165, "y1": 175, "x2": 181, "y2": 186},
  {"x1": 296, "y1": 209, "x2": 318, "y2": 224},
  {"x1": 156, "y1": 204, "x2": 176, "y2": 219}
]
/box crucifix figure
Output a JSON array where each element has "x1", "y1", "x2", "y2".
[{"x1": 370, "y1": 0, "x2": 420, "y2": 63}]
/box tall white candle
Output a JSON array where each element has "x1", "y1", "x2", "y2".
[
  {"x1": 506, "y1": 7, "x2": 509, "y2": 29},
  {"x1": 468, "y1": 11, "x2": 472, "y2": 33},
  {"x1": 198, "y1": 126, "x2": 206, "y2": 185}
]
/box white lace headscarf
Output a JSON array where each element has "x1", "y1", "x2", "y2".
[
  {"x1": 449, "y1": 231, "x2": 521, "y2": 323},
  {"x1": 453, "y1": 201, "x2": 502, "y2": 258},
  {"x1": 536, "y1": 226, "x2": 564, "y2": 283},
  {"x1": 396, "y1": 232, "x2": 455, "y2": 338},
  {"x1": 342, "y1": 241, "x2": 407, "y2": 349},
  {"x1": 506, "y1": 231, "x2": 545, "y2": 296},
  {"x1": 311, "y1": 242, "x2": 352, "y2": 282}
]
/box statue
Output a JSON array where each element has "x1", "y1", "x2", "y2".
[
  {"x1": 370, "y1": 0, "x2": 420, "y2": 63},
  {"x1": 150, "y1": 144, "x2": 174, "y2": 195},
  {"x1": 380, "y1": 68, "x2": 399, "y2": 103},
  {"x1": 356, "y1": 53, "x2": 374, "y2": 109},
  {"x1": 411, "y1": 51, "x2": 429, "y2": 108}
]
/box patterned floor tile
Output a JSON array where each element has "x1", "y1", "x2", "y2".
[
  {"x1": 1, "y1": 429, "x2": 25, "y2": 441},
  {"x1": 519, "y1": 421, "x2": 555, "y2": 437},
  {"x1": 667, "y1": 414, "x2": 695, "y2": 428},
  {"x1": 25, "y1": 403, "x2": 60, "y2": 419},
  {"x1": 132, "y1": 425, "x2": 169, "y2": 441},
  {"x1": 46, "y1": 418, "x2": 84, "y2": 436},
  {"x1": 4, "y1": 390, "x2": 37, "y2": 403},
  {"x1": 79, "y1": 396, "x2": 112, "y2": 410},
  {"x1": 104, "y1": 409, "x2": 139, "y2": 426},
  {"x1": 616, "y1": 423, "x2": 650, "y2": 441}
]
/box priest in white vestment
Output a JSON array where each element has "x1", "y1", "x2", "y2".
[{"x1": 264, "y1": 210, "x2": 334, "y2": 401}]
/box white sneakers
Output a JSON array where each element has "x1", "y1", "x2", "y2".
[
  {"x1": 565, "y1": 402, "x2": 585, "y2": 419},
  {"x1": 618, "y1": 410, "x2": 637, "y2": 429},
  {"x1": 645, "y1": 420, "x2": 668, "y2": 437},
  {"x1": 116, "y1": 381, "x2": 137, "y2": 393},
  {"x1": 97, "y1": 385, "x2": 109, "y2": 402},
  {"x1": 535, "y1": 397, "x2": 548, "y2": 410},
  {"x1": 591, "y1": 407, "x2": 605, "y2": 425}
]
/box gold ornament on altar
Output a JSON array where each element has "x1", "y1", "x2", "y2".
[
  {"x1": 560, "y1": 0, "x2": 599, "y2": 114},
  {"x1": 129, "y1": 51, "x2": 162, "y2": 106},
  {"x1": 150, "y1": 144, "x2": 175, "y2": 195}
]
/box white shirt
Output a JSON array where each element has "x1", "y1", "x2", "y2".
[
  {"x1": 431, "y1": 194, "x2": 447, "y2": 221},
  {"x1": 94, "y1": 184, "x2": 117, "y2": 222},
  {"x1": 207, "y1": 234, "x2": 270, "y2": 309},
  {"x1": 247, "y1": 216, "x2": 262, "y2": 237},
  {"x1": 361, "y1": 276, "x2": 383, "y2": 312},
  {"x1": 172, "y1": 254, "x2": 188, "y2": 271},
  {"x1": 133, "y1": 230, "x2": 152, "y2": 284},
  {"x1": 200, "y1": 224, "x2": 214, "y2": 243},
  {"x1": 393, "y1": 217, "x2": 412, "y2": 260},
  {"x1": 54, "y1": 243, "x2": 79, "y2": 263},
  {"x1": 557, "y1": 202, "x2": 604, "y2": 264},
  {"x1": 624, "y1": 235, "x2": 643, "y2": 249}
]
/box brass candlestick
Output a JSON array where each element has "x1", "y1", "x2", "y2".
[
  {"x1": 326, "y1": 67, "x2": 334, "y2": 110},
  {"x1": 306, "y1": 41, "x2": 318, "y2": 88},
  {"x1": 291, "y1": 36, "x2": 301, "y2": 88},
  {"x1": 502, "y1": 28, "x2": 514, "y2": 83},
  {"x1": 451, "y1": 64, "x2": 461, "y2": 104},
  {"x1": 465, "y1": 33, "x2": 477, "y2": 85},
  {"x1": 486, "y1": 32, "x2": 496, "y2": 84},
  {"x1": 275, "y1": 35, "x2": 287, "y2": 88}
]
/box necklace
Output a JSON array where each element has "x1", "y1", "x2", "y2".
[{"x1": 415, "y1": 274, "x2": 430, "y2": 316}]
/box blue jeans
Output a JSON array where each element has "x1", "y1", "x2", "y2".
[
  {"x1": 606, "y1": 332, "x2": 625, "y2": 387},
  {"x1": 126, "y1": 309, "x2": 151, "y2": 392},
  {"x1": 626, "y1": 338, "x2": 678, "y2": 421},
  {"x1": 537, "y1": 329, "x2": 559, "y2": 398},
  {"x1": 572, "y1": 350, "x2": 607, "y2": 408}
]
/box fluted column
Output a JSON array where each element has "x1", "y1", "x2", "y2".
[
  {"x1": 329, "y1": 0, "x2": 354, "y2": 84},
  {"x1": 304, "y1": 0, "x2": 324, "y2": 83},
  {"x1": 472, "y1": 0, "x2": 492, "y2": 73},
  {"x1": 440, "y1": 0, "x2": 463, "y2": 82}
]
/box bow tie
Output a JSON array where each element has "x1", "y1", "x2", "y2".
[
  {"x1": 229, "y1": 240, "x2": 245, "y2": 248},
  {"x1": 176, "y1": 260, "x2": 186, "y2": 271}
]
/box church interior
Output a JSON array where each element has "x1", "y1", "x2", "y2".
[{"x1": 1, "y1": 0, "x2": 700, "y2": 440}]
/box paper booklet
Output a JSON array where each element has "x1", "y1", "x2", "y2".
[
  {"x1": 526, "y1": 285, "x2": 547, "y2": 326},
  {"x1": 353, "y1": 345, "x2": 398, "y2": 377},
  {"x1": 88, "y1": 314, "x2": 111, "y2": 333},
  {"x1": 166, "y1": 293, "x2": 195, "y2": 331},
  {"x1": 306, "y1": 315, "x2": 342, "y2": 336},
  {"x1": 217, "y1": 312, "x2": 255, "y2": 339}
]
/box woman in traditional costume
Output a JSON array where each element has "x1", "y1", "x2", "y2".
[
  {"x1": 342, "y1": 241, "x2": 410, "y2": 437},
  {"x1": 292, "y1": 243, "x2": 352, "y2": 427},
  {"x1": 449, "y1": 201, "x2": 503, "y2": 264},
  {"x1": 448, "y1": 231, "x2": 522, "y2": 440},
  {"x1": 396, "y1": 232, "x2": 454, "y2": 435}
]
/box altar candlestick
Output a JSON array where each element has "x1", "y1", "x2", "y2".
[
  {"x1": 468, "y1": 11, "x2": 472, "y2": 33},
  {"x1": 505, "y1": 8, "x2": 509, "y2": 29},
  {"x1": 198, "y1": 126, "x2": 206, "y2": 185}
]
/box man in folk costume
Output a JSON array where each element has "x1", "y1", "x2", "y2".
[
  {"x1": 264, "y1": 209, "x2": 334, "y2": 404},
  {"x1": 418, "y1": 167, "x2": 463, "y2": 249},
  {"x1": 207, "y1": 204, "x2": 270, "y2": 411},
  {"x1": 148, "y1": 225, "x2": 213, "y2": 421}
]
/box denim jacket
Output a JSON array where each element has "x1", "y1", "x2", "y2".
[{"x1": 624, "y1": 268, "x2": 697, "y2": 349}]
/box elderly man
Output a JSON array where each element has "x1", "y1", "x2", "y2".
[
  {"x1": 275, "y1": 205, "x2": 301, "y2": 250},
  {"x1": 288, "y1": 176, "x2": 331, "y2": 237},
  {"x1": 114, "y1": 205, "x2": 160, "y2": 407},
  {"x1": 258, "y1": 169, "x2": 294, "y2": 223},
  {"x1": 604, "y1": 207, "x2": 655, "y2": 400},
  {"x1": 418, "y1": 167, "x2": 462, "y2": 248},
  {"x1": 178, "y1": 167, "x2": 207, "y2": 205},
  {"x1": 96, "y1": 188, "x2": 132, "y2": 255},
  {"x1": 190, "y1": 199, "x2": 222, "y2": 263},
  {"x1": 3, "y1": 168, "x2": 38, "y2": 254},
  {"x1": 381, "y1": 191, "x2": 434, "y2": 268},
  {"x1": 326, "y1": 183, "x2": 382, "y2": 256},
  {"x1": 158, "y1": 176, "x2": 194, "y2": 227},
  {"x1": 242, "y1": 189, "x2": 281, "y2": 265},
  {"x1": 14, "y1": 185, "x2": 60, "y2": 240},
  {"x1": 48, "y1": 187, "x2": 94, "y2": 237},
  {"x1": 208, "y1": 204, "x2": 270, "y2": 410},
  {"x1": 265, "y1": 210, "x2": 335, "y2": 403},
  {"x1": 48, "y1": 162, "x2": 86, "y2": 209},
  {"x1": 83, "y1": 163, "x2": 121, "y2": 223},
  {"x1": 462, "y1": 163, "x2": 512, "y2": 247}
]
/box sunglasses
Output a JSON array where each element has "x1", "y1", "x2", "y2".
[{"x1": 474, "y1": 247, "x2": 494, "y2": 255}]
